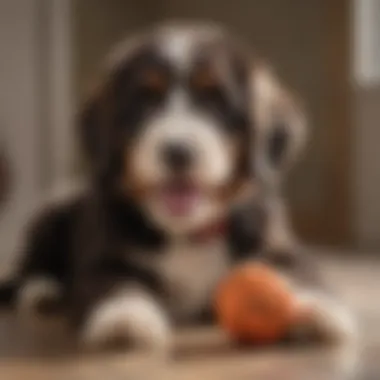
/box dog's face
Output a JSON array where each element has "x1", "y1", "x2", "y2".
[
  {"x1": 125, "y1": 28, "x2": 252, "y2": 233},
  {"x1": 81, "y1": 23, "x2": 306, "y2": 235}
]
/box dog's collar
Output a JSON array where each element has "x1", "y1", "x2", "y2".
[{"x1": 188, "y1": 219, "x2": 227, "y2": 243}]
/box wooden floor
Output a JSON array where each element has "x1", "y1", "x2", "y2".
[{"x1": 0, "y1": 253, "x2": 378, "y2": 380}]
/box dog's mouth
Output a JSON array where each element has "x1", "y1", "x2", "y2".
[{"x1": 156, "y1": 180, "x2": 202, "y2": 217}]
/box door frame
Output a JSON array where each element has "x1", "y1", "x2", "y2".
[{"x1": 294, "y1": 0, "x2": 352, "y2": 246}]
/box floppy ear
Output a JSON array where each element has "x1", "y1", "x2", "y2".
[
  {"x1": 79, "y1": 77, "x2": 116, "y2": 186},
  {"x1": 78, "y1": 34, "x2": 147, "y2": 186},
  {"x1": 251, "y1": 63, "x2": 308, "y2": 188}
]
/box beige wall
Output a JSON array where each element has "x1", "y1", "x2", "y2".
[
  {"x1": 73, "y1": 0, "x2": 157, "y2": 100},
  {"x1": 354, "y1": 86, "x2": 380, "y2": 248},
  {"x1": 0, "y1": 0, "x2": 47, "y2": 265}
]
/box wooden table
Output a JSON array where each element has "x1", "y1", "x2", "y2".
[{"x1": 0, "y1": 254, "x2": 377, "y2": 380}]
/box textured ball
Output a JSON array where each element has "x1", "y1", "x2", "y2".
[{"x1": 215, "y1": 263, "x2": 297, "y2": 344}]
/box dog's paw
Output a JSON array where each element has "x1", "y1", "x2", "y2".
[
  {"x1": 81, "y1": 287, "x2": 171, "y2": 352},
  {"x1": 18, "y1": 277, "x2": 63, "y2": 317},
  {"x1": 289, "y1": 291, "x2": 357, "y2": 345}
]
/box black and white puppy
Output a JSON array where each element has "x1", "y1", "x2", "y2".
[{"x1": 2, "y1": 22, "x2": 355, "y2": 351}]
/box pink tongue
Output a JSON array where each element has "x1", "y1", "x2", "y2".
[{"x1": 161, "y1": 185, "x2": 199, "y2": 216}]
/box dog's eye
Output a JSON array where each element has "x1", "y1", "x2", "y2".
[
  {"x1": 191, "y1": 66, "x2": 220, "y2": 93},
  {"x1": 138, "y1": 68, "x2": 168, "y2": 95},
  {"x1": 190, "y1": 67, "x2": 228, "y2": 112}
]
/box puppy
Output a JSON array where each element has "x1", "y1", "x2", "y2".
[{"x1": 0, "y1": 22, "x2": 355, "y2": 351}]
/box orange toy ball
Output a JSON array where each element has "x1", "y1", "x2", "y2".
[{"x1": 215, "y1": 263, "x2": 297, "y2": 344}]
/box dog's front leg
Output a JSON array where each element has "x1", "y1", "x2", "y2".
[
  {"x1": 72, "y1": 268, "x2": 172, "y2": 352},
  {"x1": 262, "y1": 249, "x2": 357, "y2": 345},
  {"x1": 81, "y1": 284, "x2": 171, "y2": 351}
]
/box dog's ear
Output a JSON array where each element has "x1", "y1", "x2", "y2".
[
  {"x1": 78, "y1": 35, "x2": 147, "y2": 185},
  {"x1": 251, "y1": 63, "x2": 308, "y2": 188},
  {"x1": 79, "y1": 76, "x2": 116, "y2": 186}
]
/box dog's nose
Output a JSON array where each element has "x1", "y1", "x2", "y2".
[{"x1": 161, "y1": 142, "x2": 194, "y2": 172}]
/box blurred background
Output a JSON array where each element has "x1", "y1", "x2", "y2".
[{"x1": 0, "y1": 0, "x2": 379, "y2": 267}]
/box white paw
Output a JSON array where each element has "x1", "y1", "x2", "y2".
[
  {"x1": 18, "y1": 277, "x2": 62, "y2": 316},
  {"x1": 81, "y1": 287, "x2": 171, "y2": 352},
  {"x1": 290, "y1": 291, "x2": 358, "y2": 344}
]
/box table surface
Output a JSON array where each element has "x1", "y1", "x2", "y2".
[{"x1": 0, "y1": 254, "x2": 378, "y2": 380}]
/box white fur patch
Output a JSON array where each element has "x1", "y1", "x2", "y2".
[
  {"x1": 130, "y1": 239, "x2": 230, "y2": 321},
  {"x1": 264, "y1": 194, "x2": 296, "y2": 252},
  {"x1": 160, "y1": 239, "x2": 229, "y2": 319},
  {"x1": 157, "y1": 23, "x2": 222, "y2": 72},
  {"x1": 291, "y1": 290, "x2": 358, "y2": 344},
  {"x1": 159, "y1": 31, "x2": 194, "y2": 71},
  {"x1": 82, "y1": 286, "x2": 171, "y2": 351},
  {"x1": 18, "y1": 277, "x2": 61, "y2": 315}
]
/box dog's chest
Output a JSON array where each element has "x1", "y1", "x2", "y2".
[{"x1": 158, "y1": 239, "x2": 230, "y2": 319}]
